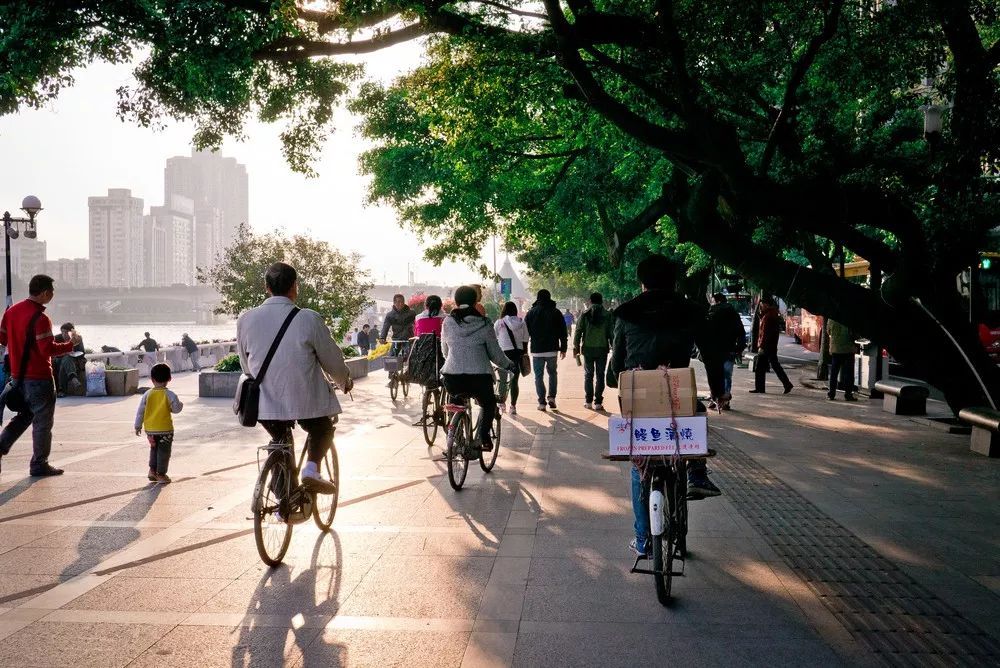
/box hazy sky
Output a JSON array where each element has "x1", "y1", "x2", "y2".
[{"x1": 0, "y1": 42, "x2": 510, "y2": 287}]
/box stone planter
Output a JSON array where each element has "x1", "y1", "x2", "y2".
[
  {"x1": 199, "y1": 370, "x2": 241, "y2": 398},
  {"x1": 105, "y1": 368, "x2": 139, "y2": 396},
  {"x1": 345, "y1": 356, "x2": 369, "y2": 380}
]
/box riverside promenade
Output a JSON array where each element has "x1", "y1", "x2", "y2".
[{"x1": 0, "y1": 342, "x2": 997, "y2": 667}]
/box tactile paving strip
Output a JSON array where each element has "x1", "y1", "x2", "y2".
[{"x1": 710, "y1": 435, "x2": 1000, "y2": 666}]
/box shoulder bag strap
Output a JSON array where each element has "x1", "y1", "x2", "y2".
[
  {"x1": 16, "y1": 310, "x2": 45, "y2": 383},
  {"x1": 502, "y1": 320, "x2": 518, "y2": 350},
  {"x1": 254, "y1": 307, "x2": 300, "y2": 384}
]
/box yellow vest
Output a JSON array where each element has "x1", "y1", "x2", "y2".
[{"x1": 142, "y1": 388, "x2": 175, "y2": 433}]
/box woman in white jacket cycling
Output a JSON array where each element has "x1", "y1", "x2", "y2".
[{"x1": 494, "y1": 301, "x2": 528, "y2": 415}]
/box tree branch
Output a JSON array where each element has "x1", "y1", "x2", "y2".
[
  {"x1": 600, "y1": 187, "x2": 672, "y2": 266},
  {"x1": 256, "y1": 22, "x2": 428, "y2": 58},
  {"x1": 462, "y1": 0, "x2": 549, "y2": 21},
  {"x1": 295, "y1": 6, "x2": 403, "y2": 34},
  {"x1": 759, "y1": 0, "x2": 845, "y2": 174}
]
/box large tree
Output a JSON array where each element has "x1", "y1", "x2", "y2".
[{"x1": 3, "y1": 1, "x2": 999, "y2": 409}]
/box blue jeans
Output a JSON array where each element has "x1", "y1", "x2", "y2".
[
  {"x1": 631, "y1": 460, "x2": 708, "y2": 549},
  {"x1": 532, "y1": 356, "x2": 558, "y2": 403},
  {"x1": 0, "y1": 378, "x2": 57, "y2": 470},
  {"x1": 722, "y1": 358, "x2": 735, "y2": 395},
  {"x1": 583, "y1": 353, "x2": 607, "y2": 404}
]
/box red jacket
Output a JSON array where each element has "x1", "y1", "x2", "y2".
[{"x1": 0, "y1": 299, "x2": 73, "y2": 380}]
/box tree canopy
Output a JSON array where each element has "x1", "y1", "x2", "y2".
[{"x1": 4, "y1": 0, "x2": 1000, "y2": 408}]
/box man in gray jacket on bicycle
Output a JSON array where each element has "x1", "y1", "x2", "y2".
[{"x1": 237, "y1": 262, "x2": 352, "y2": 496}]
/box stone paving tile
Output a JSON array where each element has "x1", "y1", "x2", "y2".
[
  {"x1": 0, "y1": 574, "x2": 65, "y2": 606},
  {"x1": 0, "y1": 621, "x2": 174, "y2": 667},
  {"x1": 338, "y1": 555, "x2": 493, "y2": 619},
  {"x1": 63, "y1": 576, "x2": 231, "y2": 612},
  {"x1": 302, "y1": 628, "x2": 470, "y2": 668},
  {"x1": 129, "y1": 624, "x2": 321, "y2": 667}
]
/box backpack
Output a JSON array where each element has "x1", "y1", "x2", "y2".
[{"x1": 406, "y1": 333, "x2": 444, "y2": 387}]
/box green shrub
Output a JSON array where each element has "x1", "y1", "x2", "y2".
[
  {"x1": 341, "y1": 345, "x2": 359, "y2": 358},
  {"x1": 105, "y1": 364, "x2": 129, "y2": 371},
  {"x1": 215, "y1": 353, "x2": 241, "y2": 372}
]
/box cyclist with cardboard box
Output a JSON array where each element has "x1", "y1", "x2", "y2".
[{"x1": 607, "y1": 254, "x2": 722, "y2": 557}]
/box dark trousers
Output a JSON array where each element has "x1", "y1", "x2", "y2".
[
  {"x1": 499, "y1": 349, "x2": 522, "y2": 406},
  {"x1": 147, "y1": 432, "x2": 173, "y2": 475},
  {"x1": 754, "y1": 350, "x2": 791, "y2": 392},
  {"x1": 442, "y1": 373, "x2": 496, "y2": 443},
  {"x1": 583, "y1": 352, "x2": 608, "y2": 404},
  {"x1": 260, "y1": 416, "x2": 335, "y2": 464},
  {"x1": 0, "y1": 378, "x2": 57, "y2": 470},
  {"x1": 702, "y1": 355, "x2": 728, "y2": 399},
  {"x1": 828, "y1": 353, "x2": 856, "y2": 398}
]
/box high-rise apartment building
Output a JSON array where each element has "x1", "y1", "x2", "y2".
[
  {"x1": 164, "y1": 149, "x2": 248, "y2": 273},
  {"x1": 88, "y1": 188, "x2": 144, "y2": 288},
  {"x1": 147, "y1": 195, "x2": 195, "y2": 285},
  {"x1": 43, "y1": 258, "x2": 90, "y2": 289},
  {"x1": 0, "y1": 236, "x2": 47, "y2": 282}
]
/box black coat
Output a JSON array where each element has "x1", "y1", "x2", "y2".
[
  {"x1": 525, "y1": 298, "x2": 568, "y2": 354},
  {"x1": 607, "y1": 290, "x2": 706, "y2": 388},
  {"x1": 380, "y1": 306, "x2": 415, "y2": 341},
  {"x1": 701, "y1": 302, "x2": 746, "y2": 360}
]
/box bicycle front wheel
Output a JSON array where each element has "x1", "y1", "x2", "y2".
[
  {"x1": 389, "y1": 375, "x2": 399, "y2": 401},
  {"x1": 447, "y1": 413, "x2": 471, "y2": 490},
  {"x1": 401, "y1": 373, "x2": 410, "y2": 398},
  {"x1": 422, "y1": 389, "x2": 439, "y2": 446},
  {"x1": 479, "y1": 409, "x2": 501, "y2": 472},
  {"x1": 253, "y1": 452, "x2": 293, "y2": 567},
  {"x1": 312, "y1": 445, "x2": 340, "y2": 531}
]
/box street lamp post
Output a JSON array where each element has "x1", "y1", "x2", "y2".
[{"x1": 2, "y1": 195, "x2": 42, "y2": 310}]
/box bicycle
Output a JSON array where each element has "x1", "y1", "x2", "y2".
[
  {"x1": 420, "y1": 382, "x2": 448, "y2": 446},
  {"x1": 632, "y1": 455, "x2": 690, "y2": 605},
  {"x1": 251, "y1": 428, "x2": 340, "y2": 567},
  {"x1": 384, "y1": 339, "x2": 412, "y2": 401},
  {"x1": 444, "y1": 392, "x2": 502, "y2": 490}
]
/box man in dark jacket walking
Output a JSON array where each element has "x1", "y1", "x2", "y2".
[
  {"x1": 573, "y1": 292, "x2": 613, "y2": 411},
  {"x1": 702, "y1": 293, "x2": 747, "y2": 410},
  {"x1": 606, "y1": 255, "x2": 721, "y2": 556},
  {"x1": 525, "y1": 289, "x2": 568, "y2": 411},
  {"x1": 750, "y1": 296, "x2": 792, "y2": 394}
]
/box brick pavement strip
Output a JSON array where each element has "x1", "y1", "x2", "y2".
[{"x1": 0, "y1": 353, "x2": 996, "y2": 666}]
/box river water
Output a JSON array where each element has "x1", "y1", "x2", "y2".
[{"x1": 67, "y1": 322, "x2": 237, "y2": 352}]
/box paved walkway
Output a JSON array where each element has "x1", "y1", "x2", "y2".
[{"x1": 0, "y1": 343, "x2": 996, "y2": 667}]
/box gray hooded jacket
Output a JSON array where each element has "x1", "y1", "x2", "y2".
[{"x1": 441, "y1": 314, "x2": 515, "y2": 375}]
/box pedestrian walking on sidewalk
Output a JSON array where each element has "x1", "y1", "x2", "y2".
[
  {"x1": 826, "y1": 319, "x2": 858, "y2": 401},
  {"x1": 181, "y1": 333, "x2": 200, "y2": 372},
  {"x1": 0, "y1": 275, "x2": 76, "y2": 476},
  {"x1": 573, "y1": 292, "x2": 613, "y2": 411},
  {"x1": 750, "y1": 296, "x2": 793, "y2": 394},
  {"x1": 606, "y1": 254, "x2": 721, "y2": 557},
  {"x1": 495, "y1": 301, "x2": 528, "y2": 415},
  {"x1": 134, "y1": 363, "x2": 183, "y2": 484},
  {"x1": 525, "y1": 289, "x2": 568, "y2": 411},
  {"x1": 702, "y1": 293, "x2": 747, "y2": 410},
  {"x1": 137, "y1": 332, "x2": 160, "y2": 353},
  {"x1": 357, "y1": 324, "x2": 372, "y2": 356}
]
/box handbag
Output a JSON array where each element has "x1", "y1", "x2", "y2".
[
  {"x1": 1, "y1": 310, "x2": 44, "y2": 414},
  {"x1": 233, "y1": 307, "x2": 300, "y2": 427},
  {"x1": 502, "y1": 320, "x2": 530, "y2": 377}
]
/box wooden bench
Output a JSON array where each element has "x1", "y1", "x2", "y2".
[
  {"x1": 957, "y1": 407, "x2": 1000, "y2": 457},
  {"x1": 872, "y1": 379, "x2": 930, "y2": 416}
]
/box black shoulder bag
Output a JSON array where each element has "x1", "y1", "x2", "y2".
[
  {"x1": 234, "y1": 307, "x2": 300, "y2": 427},
  {"x1": 2, "y1": 310, "x2": 45, "y2": 414}
]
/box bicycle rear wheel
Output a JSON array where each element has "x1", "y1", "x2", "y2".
[
  {"x1": 674, "y1": 461, "x2": 688, "y2": 558},
  {"x1": 422, "y1": 389, "x2": 439, "y2": 446},
  {"x1": 402, "y1": 373, "x2": 410, "y2": 398},
  {"x1": 479, "y1": 409, "x2": 501, "y2": 472},
  {"x1": 447, "y1": 412, "x2": 471, "y2": 490},
  {"x1": 389, "y1": 374, "x2": 399, "y2": 401},
  {"x1": 312, "y1": 445, "x2": 340, "y2": 531},
  {"x1": 253, "y1": 452, "x2": 293, "y2": 567},
  {"x1": 651, "y1": 479, "x2": 675, "y2": 606}
]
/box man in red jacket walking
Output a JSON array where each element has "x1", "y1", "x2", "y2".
[{"x1": 0, "y1": 275, "x2": 74, "y2": 476}]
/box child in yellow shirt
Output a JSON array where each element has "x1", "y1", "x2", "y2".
[{"x1": 134, "y1": 363, "x2": 183, "y2": 484}]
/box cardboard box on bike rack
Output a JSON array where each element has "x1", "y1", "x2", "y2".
[
  {"x1": 608, "y1": 415, "x2": 708, "y2": 456},
  {"x1": 617, "y1": 368, "x2": 698, "y2": 418}
]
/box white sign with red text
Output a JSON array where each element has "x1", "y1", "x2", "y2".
[{"x1": 608, "y1": 415, "x2": 708, "y2": 456}]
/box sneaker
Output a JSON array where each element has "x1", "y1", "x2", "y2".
[
  {"x1": 480, "y1": 435, "x2": 494, "y2": 452},
  {"x1": 498, "y1": 402, "x2": 506, "y2": 414},
  {"x1": 687, "y1": 476, "x2": 722, "y2": 500},
  {"x1": 154, "y1": 473, "x2": 171, "y2": 484},
  {"x1": 629, "y1": 537, "x2": 649, "y2": 558},
  {"x1": 547, "y1": 399, "x2": 557, "y2": 410},
  {"x1": 783, "y1": 384, "x2": 793, "y2": 394},
  {"x1": 537, "y1": 403, "x2": 547, "y2": 411},
  {"x1": 68, "y1": 377, "x2": 83, "y2": 394},
  {"x1": 301, "y1": 470, "x2": 338, "y2": 495},
  {"x1": 30, "y1": 464, "x2": 64, "y2": 477},
  {"x1": 748, "y1": 389, "x2": 764, "y2": 394},
  {"x1": 720, "y1": 401, "x2": 731, "y2": 411},
  {"x1": 584, "y1": 402, "x2": 593, "y2": 410},
  {"x1": 708, "y1": 400, "x2": 718, "y2": 411},
  {"x1": 844, "y1": 394, "x2": 858, "y2": 402},
  {"x1": 594, "y1": 403, "x2": 604, "y2": 412},
  {"x1": 147, "y1": 468, "x2": 157, "y2": 482},
  {"x1": 509, "y1": 406, "x2": 517, "y2": 416}
]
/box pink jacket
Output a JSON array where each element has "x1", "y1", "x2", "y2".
[{"x1": 414, "y1": 313, "x2": 445, "y2": 336}]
